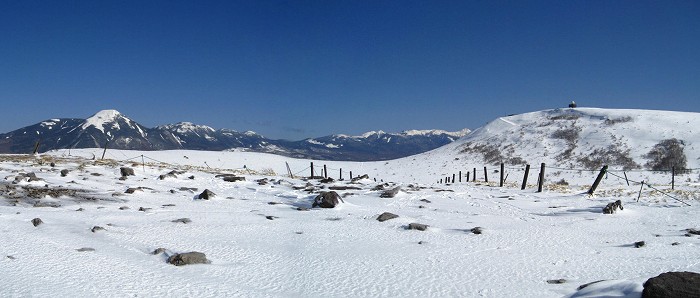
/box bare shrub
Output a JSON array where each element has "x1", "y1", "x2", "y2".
[
  {"x1": 577, "y1": 145, "x2": 639, "y2": 170},
  {"x1": 644, "y1": 138, "x2": 687, "y2": 172},
  {"x1": 460, "y1": 143, "x2": 503, "y2": 165},
  {"x1": 551, "y1": 127, "x2": 580, "y2": 143},
  {"x1": 604, "y1": 116, "x2": 633, "y2": 125},
  {"x1": 549, "y1": 114, "x2": 581, "y2": 121}
]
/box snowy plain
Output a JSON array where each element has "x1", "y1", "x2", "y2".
[{"x1": 0, "y1": 145, "x2": 698, "y2": 297}]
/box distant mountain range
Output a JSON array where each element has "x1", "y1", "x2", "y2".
[{"x1": 0, "y1": 110, "x2": 470, "y2": 161}]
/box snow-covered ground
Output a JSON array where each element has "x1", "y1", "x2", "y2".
[{"x1": 1, "y1": 149, "x2": 698, "y2": 297}]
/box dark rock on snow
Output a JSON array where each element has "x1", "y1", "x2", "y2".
[
  {"x1": 172, "y1": 218, "x2": 192, "y2": 224},
  {"x1": 546, "y1": 279, "x2": 567, "y2": 284},
  {"x1": 76, "y1": 247, "x2": 96, "y2": 252},
  {"x1": 120, "y1": 167, "x2": 135, "y2": 177},
  {"x1": 407, "y1": 223, "x2": 428, "y2": 231},
  {"x1": 634, "y1": 241, "x2": 646, "y2": 248},
  {"x1": 31, "y1": 218, "x2": 43, "y2": 227},
  {"x1": 167, "y1": 251, "x2": 211, "y2": 266},
  {"x1": 91, "y1": 226, "x2": 105, "y2": 233},
  {"x1": 603, "y1": 200, "x2": 623, "y2": 214},
  {"x1": 686, "y1": 228, "x2": 700, "y2": 236},
  {"x1": 60, "y1": 169, "x2": 70, "y2": 177},
  {"x1": 642, "y1": 271, "x2": 700, "y2": 298},
  {"x1": 470, "y1": 227, "x2": 483, "y2": 234},
  {"x1": 312, "y1": 191, "x2": 344, "y2": 208},
  {"x1": 376, "y1": 212, "x2": 399, "y2": 222},
  {"x1": 197, "y1": 189, "x2": 215, "y2": 200},
  {"x1": 380, "y1": 186, "x2": 401, "y2": 198}
]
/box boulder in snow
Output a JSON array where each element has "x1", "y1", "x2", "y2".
[
  {"x1": 407, "y1": 223, "x2": 428, "y2": 231},
  {"x1": 120, "y1": 167, "x2": 135, "y2": 177},
  {"x1": 31, "y1": 218, "x2": 43, "y2": 227},
  {"x1": 312, "y1": 191, "x2": 344, "y2": 208},
  {"x1": 197, "y1": 189, "x2": 215, "y2": 200},
  {"x1": 167, "y1": 252, "x2": 211, "y2": 266},
  {"x1": 642, "y1": 271, "x2": 700, "y2": 298},
  {"x1": 380, "y1": 186, "x2": 401, "y2": 198},
  {"x1": 377, "y1": 212, "x2": 399, "y2": 222}
]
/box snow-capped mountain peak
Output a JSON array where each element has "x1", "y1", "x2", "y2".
[{"x1": 81, "y1": 109, "x2": 128, "y2": 133}]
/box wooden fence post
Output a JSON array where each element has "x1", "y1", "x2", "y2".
[
  {"x1": 440, "y1": 178, "x2": 443, "y2": 184},
  {"x1": 473, "y1": 168, "x2": 476, "y2": 182},
  {"x1": 101, "y1": 141, "x2": 109, "y2": 160},
  {"x1": 324, "y1": 165, "x2": 328, "y2": 179},
  {"x1": 310, "y1": 162, "x2": 314, "y2": 178},
  {"x1": 339, "y1": 168, "x2": 343, "y2": 180},
  {"x1": 459, "y1": 171, "x2": 462, "y2": 183},
  {"x1": 521, "y1": 164, "x2": 530, "y2": 190},
  {"x1": 483, "y1": 167, "x2": 488, "y2": 183},
  {"x1": 671, "y1": 167, "x2": 675, "y2": 190},
  {"x1": 32, "y1": 140, "x2": 41, "y2": 155},
  {"x1": 286, "y1": 162, "x2": 294, "y2": 179},
  {"x1": 587, "y1": 165, "x2": 608, "y2": 195},
  {"x1": 452, "y1": 174, "x2": 456, "y2": 184},
  {"x1": 637, "y1": 181, "x2": 645, "y2": 202},
  {"x1": 537, "y1": 163, "x2": 545, "y2": 193},
  {"x1": 466, "y1": 172, "x2": 470, "y2": 182},
  {"x1": 500, "y1": 163, "x2": 504, "y2": 187}
]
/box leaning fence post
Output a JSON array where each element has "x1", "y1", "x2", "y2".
[
  {"x1": 500, "y1": 163, "x2": 505, "y2": 187},
  {"x1": 32, "y1": 140, "x2": 41, "y2": 155},
  {"x1": 101, "y1": 141, "x2": 109, "y2": 160},
  {"x1": 637, "y1": 181, "x2": 645, "y2": 202},
  {"x1": 521, "y1": 164, "x2": 530, "y2": 190},
  {"x1": 623, "y1": 171, "x2": 629, "y2": 186},
  {"x1": 537, "y1": 163, "x2": 546, "y2": 193},
  {"x1": 587, "y1": 165, "x2": 608, "y2": 195}
]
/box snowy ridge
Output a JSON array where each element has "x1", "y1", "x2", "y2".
[{"x1": 80, "y1": 110, "x2": 123, "y2": 133}]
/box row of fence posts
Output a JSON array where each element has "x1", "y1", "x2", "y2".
[
  {"x1": 439, "y1": 163, "x2": 611, "y2": 194},
  {"x1": 441, "y1": 163, "x2": 684, "y2": 196},
  {"x1": 307, "y1": 162, "x2": 360, "y2": 181}
]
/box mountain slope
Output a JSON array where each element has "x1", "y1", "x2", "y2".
[
  {"x1": 0, "y1": 110, "x2": 469, "y2": 161},
  {"x1": 397, "y1": 108, "x2": 699, "y2": 176}
]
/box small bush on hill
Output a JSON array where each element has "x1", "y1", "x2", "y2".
[{"x1": 644, "y1": 138, "x2": 688, "y2": 172}]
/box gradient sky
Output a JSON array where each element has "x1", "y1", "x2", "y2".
[{"x1": 1, "y1": 0, "x2": 698, "y2": 140}]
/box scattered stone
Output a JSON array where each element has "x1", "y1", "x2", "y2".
[
  {"x1": 419, "y1": 199, "x2": 432, "y2": 203},
  {"x1": 256, "y1": 178, "x2": 269, "y2": 185},
  {"x1": 295, "y1": 231, "x2": 304, "y2": 235},
  {"x1": 634, "y1": 241, "x2": 646, "y2": 248},
  {"x1": 60, "y1": 169, "x2": 70, "y2": 177},
  {"x1": 380, "y1": 186, "x2": 401, "y2": 198},
  {"x1": 407, "y1": 223, "x2": 428, "y2": 231},
  {"x1": 172, "y1": 218, "x2": 192, "y2": 224},
  {"x1": 179, "y1": 187, "x2": 198, "y2": 192},
  {"x1": 547, "y1": 279, "x2": 567, "y2": 284},
  {"x1": 686, "y1": 228, "x2": 700, "y2": 236},
  {"x1": 319, "y1": 177, "x2": 335, "y2": 184},
  {"x1": 418, "y1": 241, "x2": 425, "y2": 245},
  {"x1": 216, "y1": 174, "x2": 245, "y2": 182},
  {"x1": 152, "y1": 248, "x2": 167, "y2": 255},
  {"x1": 197, "y1": 189, "x2": 215, "y2": 200},
  {"x1": 119, "y1": 206, "x2": 130, "y2": 210},
  {"x1": 162, "y1": 204, "x2": 176, "y2": 207},
  {"x1": 167, "y1": 251, "x2": 211, "y2": 266},
  {"x1": 351, "y1": 174, "x2": 369, "y2": 182},
  {"x1": 138, "y1": 207, "x2": 152, "y2": 212},
  {"x1": 125, "y1": 187, "x2": 142, "y2": 194},
  {"x1": 418, "y1": 205, "x2": 426, "y2": 209},
  {"x1": 120, "y1": 167, "x2": 135, "y2": 177},
  {"x1": 328, "y1": 185, "x2": 362, "y2": 190},
  {"x1": 76, "y1": 208, "x2": 84, "y2": 211},
  {"x1": 603, "y1": 200, "x2": 623, "y2": 214},
  {"x1": 642, "y1": 271, "x2": 700, "y2": 298},
  {"x1": 33, "y1": 201, "x2": 61, "y2": 208},
  {"x1": 31, "y1": 218, "x2": 43, "y2": 227},
  {"x1": 91, "y1": 226, "x2": 105, "y2": 233},
  {"x1": 268, "y1": 201, "x2": 282, "y2": 205},
  {"x1": 672, "y1": 242, "x2": 680, "y2": 246},
  {"x1": 76, "y1": 247, "x2": 95, "y2": 252},
  {"x1": 188, "y1": 175, "x2": 195, "y2": 179},
  {"x1": 296, "y1": 207, "x2": 310, "y2": 211},
  {"x1": 7, "y1": 255, "x2": 16, "y2": 260},
  {"x1": 265, "y1": 215, "x2": 277, "y2": 220},
  {"x1": 470, "y1": 227, "x2": 483, "y2": 234},
  {"x1": 376, "y1": 212, "x2": 399, "y2": 222},
  {"x1": 50, "y1": 162, "x2": 56, "y2": 167},
  {"x1": 312, "y1": 191, "x2": 344, "y2": 208}
]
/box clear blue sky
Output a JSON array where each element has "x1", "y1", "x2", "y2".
[{"x1": 1, "y1": 1, "x2": 698, "y2": 140}]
